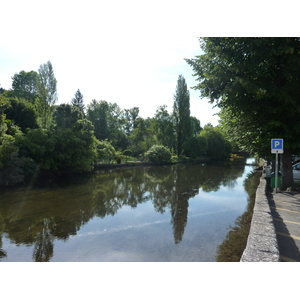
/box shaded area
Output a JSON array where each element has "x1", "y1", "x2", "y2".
[
  {"x1": 216, "y1": 171, "x2": 261, "y2": 262},
  {"x1": 267, "y1": 191, "x2": 300, "y2": 262}
]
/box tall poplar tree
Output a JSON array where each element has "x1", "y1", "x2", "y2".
[
  {"x1": 36, "y1": 61, "x2": 58, "y2": 128},
  {"x1": 173, "y1": 75, "x2": 191, "y2": 155}
]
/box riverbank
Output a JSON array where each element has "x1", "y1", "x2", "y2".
[
  {"x1": 94, "y1": 157, "x2": 211, "y2": 169},
  {"x1": 240, "y1": 173, "x2": 280, "y2": 262}
]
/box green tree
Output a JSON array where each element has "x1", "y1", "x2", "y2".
[
  {"x1": 145, "y1": 145, "x2": 172, "y2": 164},
  {"x1": 186, "y1": 37, "x2": 300, "y2": 189},
  {"x1": 199, "y1": 125, "x2": 228, "y2": 160},
  {"x1": 124, "y1": 107, "x2": 139, "y2": 135},
  {"x1": 86, "y1": 100, "x2": 108, "y2": 141},
  {"x1": 96, "y1": 139, "x2": 116, "y2": 163},
  {"x1": 36, "y1": 61, "x2": 58, "y2": 129},
  {"x1": 153, "y1": 105, "x2": 175, "y2": 150},
  {"x1": 128, "y1": 117, "x2": 157, "y2": 156},
  {"x1": 71, "y1": 89, "x2": 85, "y2": 114},
  {"x1": 11, "y1": 70, "x2": 39, "y2": 103},
  {"x1": 21, "y1": 105, "x2": 97, "y2": 173},
  {"x1": 173, "y1": 75, "x2": 191, "y2": 155},
  {"x1": 4, "y1": 97, "x2": 39, "y2": 132}
]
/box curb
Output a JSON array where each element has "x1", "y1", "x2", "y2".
[{"x1": 240, "y1": 174, "x2": 280, "y2": 262}]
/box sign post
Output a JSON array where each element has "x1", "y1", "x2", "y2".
[{"x1": 271, "y1": 139, "x2": 283, "y2": 193}]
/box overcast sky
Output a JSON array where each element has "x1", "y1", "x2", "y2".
[{"x1": 0, "y1": 1, "x2": 295, "y2": 127}]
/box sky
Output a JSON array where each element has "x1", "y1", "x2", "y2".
[{"x1": 0, "y1": 1, "x2": 296, "y2": 128}]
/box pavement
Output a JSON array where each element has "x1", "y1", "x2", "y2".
[{"x1": 267, "y1": 188, "x2": 300, "y2": 262}]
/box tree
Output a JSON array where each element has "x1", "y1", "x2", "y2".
[
  {"x1": 71, "y1": 89, "x2": 85, "y2": 113},
  {"x1": 11, "y1": 70, "x2": 39, "y2": 103},
  {"x1": 36, "y1": 61, "x2": 58, "y2": 128},
  {"x1": 4, "y1": 97, "x2": 39, "y2": 132},
  {"x1": 173, "y1": 75, "x2": 191, "y2": 155},
  {"x1": 199, "y1": 125, "x2": 228, "y2": 160},
  {"x1": 153, "y1": 105, "x2": 176, "y2": 150},
  {"x1": 145, "y1": 145, "x2": 172, "y2": 164},
  {"x1": 124, "y1": 107, "x2": 139, "y2": 135},
  {"x1": 86, "y1": 100, "x2": 108, "y2": 141},
  {"x1": 186, "y1": 37, "x2": 300, "y2": 189}
]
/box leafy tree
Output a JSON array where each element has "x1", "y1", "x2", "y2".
[
  {"x1": 173, "y1": 75, "x2": 191, "y2": 155},
  {"x1": 21, "y1": 105, "x2": 97, "y2": 173},
  {"x1": 53, "y1": 103, "x2": 83, "y2": 128},
  {"x1": 87, "y1": 100, "x2": 127, "y2": 149},
  {"x1": 36, "y1": 61, "x2": 58, "y2": 128},
  {"x1": 11, "y1": 70, "x2": 39, "y2": 102},
  {"x1": 71, "y1": 89, "x2": 85, "y2": 114},
  {"x1": 186, "y1": 37, "x2": 300, "y2": 188},
  {"x1": 124, "y1": 107, "x2": 139, "y2": 135},
  {"x1": 128, "y1": 117, "x2": 158, "y2": 156},
  {"x1": 184, "y1": 135, "x2": 208, "y2": 159},
  {"x1": 153, "y1": 105, "x2": 175, "y2": 150},
  {"x1": 96, "y1": 139, "x2": 116, "y2": 163},
  {"x1": 199, "y1": 125, "x2": 228, "y2": 160},
  {"x1": 145, "y1": 145, "x2": 172, "y2": 164},
  {"x1": 86, "y1": 100, "x2": 108, "y2": 141},
  {"x1": 190, "y1": 116, "x2": 202, "y2": 137},
  {"x1": 4, "y1": 97, "x2": 39, "y2": 132}
]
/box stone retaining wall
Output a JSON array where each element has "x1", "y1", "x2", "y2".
[{"x1": 240, "y1": 174, "x2": 280, "y2": 262}]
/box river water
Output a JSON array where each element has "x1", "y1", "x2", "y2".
[{"x1": 0, "y1": 158, "x2": 256, "y2": 262}]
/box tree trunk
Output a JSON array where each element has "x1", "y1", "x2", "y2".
[{"x1": 281, "y1": 148, "x2": 294, "y2": 190}]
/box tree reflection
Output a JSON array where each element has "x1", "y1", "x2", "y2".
[
  {"x1": 216, "y1": 171, "x2": 261, "y2": 262},
  {"x1": 32, "y1": 219, "x2": 54, "y2": 262},
  {"x1": 0, "y1": 161, "x2": 249, "y2": 260}
]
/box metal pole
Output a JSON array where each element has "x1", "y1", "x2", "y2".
[{"x1": 275, "y1": 151, "x2": 278, "y2": 193}]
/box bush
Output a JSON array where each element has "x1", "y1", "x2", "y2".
[{"x1": 145, "y1": 145, "x2": 172, "y2": 164}]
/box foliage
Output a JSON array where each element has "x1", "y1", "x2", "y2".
[
  {"x1": 71, "y1": 89, "x2": 85, "y2": 113},
  {"x1": 20, "y1": 105, "x2": 97, "y2": 173},
  {"x1": 86, "y1": 100, "x2": 127, "y2": 149},
  {"x1": 36, "y1": 61, "x2": 58, "y2": 128},
  {"x1": 199, "y1": 125, "x2": 230, "y2": 160},
  {"x1": 4, "y1": 97, "x2": 39, "y2": 132},
  {"x1": 96, "y1": 139, "x2": 116, "y2": 162},
  {"x1": 11, "y1": 70, "x2": 39, "y2": 103},
  {"x1": 128, "y1": 117, "x2": 158, "y2": 156},
  {"x1": 173, "y1": 75, "x2": 191, "y2": 155},
  {"x1": 153, "y1": 105, "x2": 175, "y2": 150},
  {"x1": 145, "y1": 145, "x2": 172, "y2": 164},
  {"x1": 0, "y1": 133, "x2": 37, "y2": 186},
  {"x1": 186, "y1": 37, "x2": 300, "y2": 188},
  {"x1": 184, "y1": 135, "x2": 208, "y2": 159},
  {"x1": 124, "y1": 107, "x2": 139, "y2": 135}
]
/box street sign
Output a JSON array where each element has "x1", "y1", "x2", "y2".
[
  {"x1": 271, "y1": 138, "x2": 283, "y2": 154},
  {"x1": 271, "y1": 138, "x2": 283, "y2": 193}
]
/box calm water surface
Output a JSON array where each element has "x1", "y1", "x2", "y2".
[{"x1": 0, "y1": 159, "x2": 255, "y2": 262}]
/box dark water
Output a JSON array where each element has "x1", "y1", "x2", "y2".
[{"x1": 0, "y1": 159, "x2": 256, "y2": 262}]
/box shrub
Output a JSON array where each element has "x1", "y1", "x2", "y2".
[{"x1": 145, "y1": 145, "x2": 172, "y2": 164}]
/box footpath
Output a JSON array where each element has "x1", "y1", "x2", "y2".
[
  {"x1": 241, "y1": 173, "x2": 300, "y2": 262},
  {"x1": 268, "y1": 190, "x2": 300, "y2": 262}
]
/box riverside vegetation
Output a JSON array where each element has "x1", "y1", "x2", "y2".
[{"x1": 0, "y1": 64, "x2": 237, "y2": 187}]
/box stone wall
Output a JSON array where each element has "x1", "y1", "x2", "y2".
[{"x1": 240, "y1": 174, "x2": 280, "y2": 262}]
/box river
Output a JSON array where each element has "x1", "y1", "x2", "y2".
[{"x1": 0, "y1": 158, "x2": 257, "y2": 262}]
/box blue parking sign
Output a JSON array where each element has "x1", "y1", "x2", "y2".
[{"x1": 271, "y1": 139, "x2": 283, "y2": 153}]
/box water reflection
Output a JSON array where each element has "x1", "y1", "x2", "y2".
[{"x1": 0, "y1": 161, "x2": 248, "y2": 262}]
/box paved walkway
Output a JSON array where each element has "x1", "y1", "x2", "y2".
[{"x1": 267, "y1": 189, "x2": 300, "y2": 262}]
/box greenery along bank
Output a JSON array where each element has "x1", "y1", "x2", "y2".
[{"x1": 0, "y1": 62, "x2": 237, "y2": 187}]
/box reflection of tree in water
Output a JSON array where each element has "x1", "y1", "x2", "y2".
[
  {"x1": 216, "y1": 171, "x2": 261, "y2": 262},
  {"x1": 0, "y1": 161, "x2": 251, "y2": 260},
  {"x1": 32, "y1": 219, "x2": 54, "y2": 262},
  {"x1": 0, "y1": 217, "x2": 7, "y2": 260}
]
